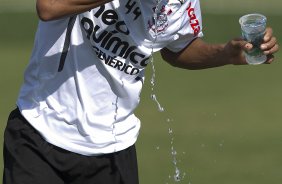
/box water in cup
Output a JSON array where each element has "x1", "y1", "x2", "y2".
[{"x1": 239, "y1": 14, "x2": 267, "y2": 65}]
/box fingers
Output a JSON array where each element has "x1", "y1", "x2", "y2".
[
  {"x1": 228, "y1": 28, "x2": 278, "y2": 65},
  {"x1": 265, "y1": 54, "x2": 275, "y2": 64},
  {"x1": 263, "y1": 27, "x2": 273, "y2": 42},
  {"x1": 261, "y1": 37, "x2": 279, "y2": 54},
  {"x1": 261, "y1": 27, "x2": 279, "y2": 55},
  {"x1": 261, "y1": 28, "x2": 277, "y2": 64},
  {"x1": 236, "y1": 27, "x2": 278, "y2": 54}
]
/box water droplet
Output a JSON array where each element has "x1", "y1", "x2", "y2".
[
  {"x1": 171, "y1": 150, "x2": 177, "y2": 156},
  {"x1": 150, "y1": 94, "x2": 164, "y2": 112},
  {"x1": 182, "y1": 172, "x2": 186, "y2": 179},
  {"x1": 174, "y1": 167, "x2": 181, "y2": 182}
]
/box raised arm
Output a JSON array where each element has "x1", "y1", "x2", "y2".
[
  {"x1": 36, "y1": 0, "x2": 112, "y2": 21},
  {"x1": 160, "y1": 27, "x2": 278, "y2": 70}
]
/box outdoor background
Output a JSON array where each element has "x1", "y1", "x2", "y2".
[{"x1": 0, "y1": 0, "x2": 281, "y2": 184}]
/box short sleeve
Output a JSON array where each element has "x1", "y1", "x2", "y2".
[{"x1": 165, "y1": 0, "x2": 204, "y2": 52}]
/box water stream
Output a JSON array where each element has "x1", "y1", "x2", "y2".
[{"x1": 149, "y1": 0, "x2": 186, "y2": 182}]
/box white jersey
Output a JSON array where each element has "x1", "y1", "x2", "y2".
[{"x1": 17, "y1": 0, "x2": 203, "y2": 155}]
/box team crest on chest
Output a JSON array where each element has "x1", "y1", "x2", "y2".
[{"x1": 148, "y1": 3, "x2": 173, "y2": 34}]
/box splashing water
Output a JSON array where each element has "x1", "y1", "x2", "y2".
[
  {"x1": 151, "y1": 94, "x2": 164, "y2": 112},
  {"x1": 149, "y1": 1, "x2": 186, "y2": 182},
  {"x1": 168, "y1": 119, "x2": 186, "y2": 182},
  {"x1": 149, "y1": 0, "x2": 165, "y2": 112}
]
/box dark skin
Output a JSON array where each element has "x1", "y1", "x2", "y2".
[
  {"x1": 36, "y1": 0, "x2": 279, "y2": 69},
  {"x1": 36, "y1": 0, "x2": 113, "y2": 20},
  {"x1": 161, "y1": 28, "x2": 278, "y2": 70}
]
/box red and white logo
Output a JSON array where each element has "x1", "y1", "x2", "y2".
[{"x1": 187, "y1": 2, "x2": 201, "y2": 36}]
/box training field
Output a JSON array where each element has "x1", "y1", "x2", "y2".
[{"x1": 1, "y1": 2, "x2": 282, "y2": 184}]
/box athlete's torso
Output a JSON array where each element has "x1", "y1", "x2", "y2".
[{"x1": 17, "y1": 0, "x2": 203, "y2": 155}]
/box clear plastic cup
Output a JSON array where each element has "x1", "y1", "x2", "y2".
[{"x1": 239, "y1": 14, "x2": 267, "y2": 65}]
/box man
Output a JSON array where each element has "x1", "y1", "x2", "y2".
[{"x1": 3, "y1": 0, "x2": 279, "y2": 184}]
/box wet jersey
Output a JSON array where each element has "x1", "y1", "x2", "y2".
[{"x1": 17, "y1": 0, "x2": 203, "y2": 155}]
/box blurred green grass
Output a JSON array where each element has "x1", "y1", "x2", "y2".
[{"x1": 1, "y1": 11, "x2": 282, "y2": 184}]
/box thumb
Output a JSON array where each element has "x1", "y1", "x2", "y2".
[
  {"x1": 243, "y1": 42, "x2": 253, "y2": 52},
  {"x1": 225, "y1": 38, "x2": 251, "y2": 65},
  {"x1": 231, "y1": 38, "x2": 253, "y2": 51}
]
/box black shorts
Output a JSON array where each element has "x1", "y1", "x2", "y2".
[{"x1": 3, "y1": 108, "x2": 139, "y2": 184}]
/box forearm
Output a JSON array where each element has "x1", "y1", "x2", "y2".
[
  {"x1": 36, "y1": 0, "x2": 112, "y2": 21},
  {"x1": 161, "y1": 38, "x2": 233, "y2": 70}
]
